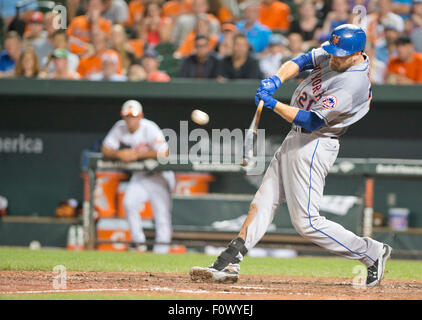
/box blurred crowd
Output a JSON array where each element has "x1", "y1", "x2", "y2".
[{"x1": 0, "y1": 0, "x2": 421, "y2": 84}]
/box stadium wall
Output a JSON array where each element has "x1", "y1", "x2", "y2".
[{"x1": 0, "y1": 79, "x2": 421, "y2": 227}]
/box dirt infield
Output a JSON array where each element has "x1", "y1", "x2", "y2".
[{"x1": 1, "y1": 270, "x2": 422, "y2": 299}]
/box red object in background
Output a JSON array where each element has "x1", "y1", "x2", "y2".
[
  {"x1": 174, "y1": 173, "x2": 215, "y2": 195},
  {"x1": 0, "y1": 195, "x2": 8, "y2": 216},
  {"x1": 97, "y1": 222, "x2": 131, "y2": 252},
  {"x1": 81, "y1": 171, "x2": 128, "y2": 218},
  {"x1": 81, "y1": 173, "x2": 154, "y2": 220},
  {"x1": 365, "y1": 178, "x2": 374, "y2": 208},
  {"x1": 169, "y1": 245, "x2": 187, "y2": 254}
]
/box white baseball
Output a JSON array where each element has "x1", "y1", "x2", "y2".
[
  {"x1": 29, "y1": 240, "x2": 41, "y2": 250},
  {"x1": 191, "y1": 109, "x2": 209, "y2": 125}
]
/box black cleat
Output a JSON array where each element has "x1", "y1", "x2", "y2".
[{"x1": 366, "y1": 244, "x2": 392, "y2": 287}]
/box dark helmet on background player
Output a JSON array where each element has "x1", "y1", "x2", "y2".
[{"x1": 322, "y1": 24, "x2": 366, "y2": 57}]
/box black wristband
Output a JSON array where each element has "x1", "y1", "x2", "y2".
[{"x1": 211, "y1": 237, "x2": 248, "y2": 271}]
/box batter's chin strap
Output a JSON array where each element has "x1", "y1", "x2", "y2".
[{"x1": 211, "y1": 237, "x2": 248, "y2": 271}]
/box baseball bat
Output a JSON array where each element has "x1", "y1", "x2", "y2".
[{"x1": 242, "y1": 100, "x2": 264, "y2": 166}]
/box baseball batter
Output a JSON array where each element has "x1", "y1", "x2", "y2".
[
  {"x1": 191, "y1": 24, "x2": 392, "y2": 287},
  {"x1": 102, "y1": 100, "x2": 175, "y2": 254}
]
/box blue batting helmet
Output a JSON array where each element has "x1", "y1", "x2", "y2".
[{"x1": 322, "y1": 24, "x2": 366, "y2": 57}]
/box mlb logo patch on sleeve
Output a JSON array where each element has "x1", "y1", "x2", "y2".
[{"x1": 321, "y1": 95, "x2": 337, "y2": 110}]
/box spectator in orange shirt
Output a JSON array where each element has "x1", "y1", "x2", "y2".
[
  {"x1": 141, "y1": 50, "x2": 171, "y2": 82},
  {"x1": 77, "y1": 31, "x2": 122, "y2": 78},
  {"x1": 386, "y1": 36, "x2": 422, "y2": 84},
  {"x1": 126, "y1": 0, "x2": 145, "y2": 26},
  {"x1": 208, "y1": 0, "x2": 233, "y2": 23},
  {"x1": 67, "y1": 0, "x2": 112, "y2": 56},
  {"x1": 162, "y1": 0, "x2": 194, "y2": 20},
  {"x1": 174, "y1": 14, "x2": 218, "y2": 58},
  {"x1": 259, "y1": 0, "x2": 291, "y2": 32}
]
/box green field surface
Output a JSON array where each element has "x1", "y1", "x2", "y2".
[{"x1": 1, "y1": 247, "x2": 422, "y2": 280}]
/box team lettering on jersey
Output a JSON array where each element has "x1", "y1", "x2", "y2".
[
  {"x1": 297, "y1": 65, "x2": 326, "y2": 111},
  {"x1": 311, "y1": 65, "x2": 326, "y2": 102}
]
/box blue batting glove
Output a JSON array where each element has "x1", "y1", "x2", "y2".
[
  {"x1": 259, "y1": 75, "x2": 282, "y2": 95},
  {"x1": 257, "y1": 89, "x2": 278, "y2": 110}
]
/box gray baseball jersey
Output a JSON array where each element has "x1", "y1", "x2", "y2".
[
  {"x1": 242, "y1": 47, "x2": 383, "y2": 268},
  {"x1": 290, "y1": 48, "x2": 372, "y2": 137}
]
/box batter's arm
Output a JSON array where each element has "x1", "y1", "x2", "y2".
[
  {"x1": 259, "y1": 52, "x2": 312, "y2": 95},
  {"x1": 274, "y1": 50, "x2": 316, "y2": 83},
  {"x1": 258, "y1": 92, "x2": 326, "y2": 131},
  {"x1": 258, "y1": 60, "x2": 301, "y2": 95},
  {"x1": 272, "y1": 101, "x2": 300, "y2": 123},
  {"x1": 275, "y1": 102, "x2": 325, "y2": 131},
  {"x1": 274, "y1": 60, "x2": 300, "y2": 83}
]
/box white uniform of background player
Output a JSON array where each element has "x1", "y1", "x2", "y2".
[{"x1": 102, "y1": 100, "x2": 175, "y2": 254}]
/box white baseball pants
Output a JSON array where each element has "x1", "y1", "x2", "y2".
[
  {"x1": 124, "y1": 172, "x2": 173, "y2": 254},
  {"x1": 244, "y1": 130, "x2": 383, "y2": 267}
]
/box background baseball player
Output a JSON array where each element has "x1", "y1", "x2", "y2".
[
  {"x1": 191, "y1": 24, "x2": 392, "y2": 287},
  {"x1": 102, "y1": 100, "x2": 175, "y2": 254}
]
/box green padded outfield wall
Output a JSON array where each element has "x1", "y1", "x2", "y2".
[{"x1": 1, "y1": 79, "x2": 422, "y2": 225}]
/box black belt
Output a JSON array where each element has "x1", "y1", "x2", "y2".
[{"x1": 292, "y1": 126, "x2": 338, "y2": 140}]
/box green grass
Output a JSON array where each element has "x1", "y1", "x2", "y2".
[{"x1": 1, "y1": 247, "x2": 422, "y2": 280}]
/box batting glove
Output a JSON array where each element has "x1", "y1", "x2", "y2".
[
  {"x1": 258, "y1": 75, "x2": 282, "y2": 95},
  {"x1": 256, "y1": 89, "x2": 278, "y2": 110}
]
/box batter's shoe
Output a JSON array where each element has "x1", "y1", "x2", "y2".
[
  {"x1": 366, "y1": 244, "x2": 392, "y2": 287},
  {"x1": 190, "y1": 263, "x2": 240, "y2": 283}
]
